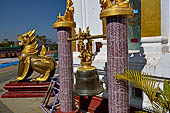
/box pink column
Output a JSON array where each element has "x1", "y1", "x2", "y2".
[
  {"x1": 57, "y1": 27, "x2": 73, "y2": 112},
  {"x1": 107, "y1": 16, "x2": 129, "y2": 113}
]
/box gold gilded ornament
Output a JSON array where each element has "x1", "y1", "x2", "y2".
[
  {"x1": 114, "y1": 0, "x2": 130, "y2": 8},
  {"x1": 100, "y1": 0, "x2": 114, "y2": 9},
  {"x1": 100, "y1": 0, "x2": 133, "y2": 19},
  {"x1": 57, "y1": 0, "x2": 74, "y2": 22},
  {"x1": 11, "y1": 29, "x2": 57, "y2": 83},
  {"x1": 76, "y1": 27, "x2": 95, "y2": 71},
  {"x1": 100, "y1": 0, "x2": 130, "y2": 9},
  {"x1": 53, "y1": 0, "x2": 76, "y2": 28}
]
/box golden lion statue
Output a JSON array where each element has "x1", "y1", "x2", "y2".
[{"x1": 11, "y1": 29, "x2": 57, "y2": 82}]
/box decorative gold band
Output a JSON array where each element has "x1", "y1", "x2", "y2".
[
  {"x1": 100, "y1": 7, "x2": 134, "y2": 19},
  {"x1": 53, "y1": 21, "x2": 76, "y2": 29},
  {"x1": 77, "y1": 62, "x2": 96, "y2": 71},
  {"x1": 78, "y1": 66, "x2": 96, "y2": 71}
]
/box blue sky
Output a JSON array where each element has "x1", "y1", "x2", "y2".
[{"x1": 0, "y1": 0, "x2": 66, "y2": 42}]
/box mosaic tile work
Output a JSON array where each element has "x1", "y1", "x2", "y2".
[
  {"x1": 57, "y1": 28, "x2": 73, "y2": 112},
  {"x1": 106, "y1": 16, "x2": 129, "y2": 113}
]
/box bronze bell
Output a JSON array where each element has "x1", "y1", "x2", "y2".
[
  {"x1": 73, "y1": 62, "x2": 104, "y2": 96},
  {"x1": 72, "y1": 27, "x2": 104, "y2": 96}
]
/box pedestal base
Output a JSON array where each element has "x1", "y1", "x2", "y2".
[
  {"x1": 78, "y1": 96, "x2": 149, "y2": 113},
  {"x1": 1, "y1": 82, "x2": 50, "y2": 98},
  {"x1": 88, "y1": 96, "x2": 108, "y2": 113}
]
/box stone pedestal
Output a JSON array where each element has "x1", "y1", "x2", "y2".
[
  {"x1": 88, "y1": 96, "x2": 108, "y2": 113},
  {"x1": 55, "y1": 109, "x2": 80, "y2": 113},
  {"x1": 1, "y1": 82, "x2": 50, "y2": 98}
]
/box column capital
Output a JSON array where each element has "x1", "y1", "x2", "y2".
[{"x1": 53, "y1": 21, "x2": 76, "y2": 29}]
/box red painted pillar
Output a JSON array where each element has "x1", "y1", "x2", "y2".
[
  {"x1": 57, "y1": 27, "x2": 73, "y2": 112},
  {"x1": 106, "y1": 16, "x2": 129, "y2": 112},
  {"x1": 53, "y1": 8, "x2": 76, "y2": 112},
  {"x1": 100, "y1": 6, "x2": 133, "y2": 113}
]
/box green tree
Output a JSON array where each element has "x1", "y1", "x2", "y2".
[
  {"x1": 36, "y1": 35, "x2": 46, "y2": 44},
  {"x1": 0, "y1": 38, "x2": 10, "y2": 47},
  {"x1": 10, "y1": 41, "x2": 15, "y2": 47},
  {"x1": 50, "y1": 42, "x2": 57, "y2": 50}
]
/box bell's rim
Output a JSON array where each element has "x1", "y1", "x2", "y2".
[{"x1": 73, "y1": 85, "x2": 104, "y2": 96}]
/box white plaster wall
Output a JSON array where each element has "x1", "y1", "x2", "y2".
[
  {"x1": 73, "y1": 0, "x2": 102, "y2": 35},
  {"x1": 73, "y1": 0, "x2": 106, "y2": 70},
  {"x1": 169, "y1": 0, "x2": 170, "y2": 36},
  {"x1": 73, "y1": 0, "x2": 83, "y2": 31},
  {"x1": 86, "y1": 0, "x2": 103, "y2": 35},
  {"x1": 161, "y1": 0, "x2": 170, "y2": 36},
  {"x1": 155, "y1": 53, "x2": 170, "y2": 78}
]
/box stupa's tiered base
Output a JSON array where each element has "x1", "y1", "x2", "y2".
[{"x1": 1, "y1": 82, "x2": 50, "y2": 98}]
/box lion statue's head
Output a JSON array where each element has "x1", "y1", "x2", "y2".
[{"x1": 17, "y1": 29, "x2": 36, "y2": 46}]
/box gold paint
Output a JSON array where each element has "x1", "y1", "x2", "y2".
[
  {"x1": 53, "y1": 21, "x2": 76, "y2": 28},
  {"x1": 11, "y1": 30, "x2": 57, "y2": 83},
  {"x1": 67, "y1": 27, "x2": 106, "y2": 71},
  {"x1": 31, "y1": 69, "x2": 50, "y2": 82},
  {"x1": 100, "y1": 0, "x2": 133, "y2": 19},
  {"x1": 77, "y1": 27, "x2": 94, "y2": 67},
  {"x1": 18, "y1": 56, "x2": 22, "y2": 61},
  {"x1": 100, "y1": 0, "x2": 130, "y2": 9},
  {"x1": 67, "y1": 35, "x2": 106, "y2": 41},
  {"x1": 22, "y1": 41, "x2": 38, "y2": 54},
  {"x1": 141, "y1": 0, "x2": 161, "y2": 37},
  {"x1": 102, "y1": 19, "x2": 107, "y2": 40},
  {"x1": 53, "y1": 0, "x2": 76, "y2": 28},
  {"x1": 40, "y1": 59, "x2": 50, "y2": 64},
  {"x1": 114, "y1": 0, "x2": 130, "y2": 8},
  {"x1": 72, "y1": 28, "x2": 76, "y2": 52},
  {"x1": 100, "y1": 7, "x2": 133, "y2": 19},
  {"x1": 16, "y1": 56, "x2": 31, "y2": 81},
  {"x1": 68, "y1": 27, "x2": 95, "y2": 70},
  {"x1": 40, "y1": 45, "x2": 46, "y2": 57},
  {"x1": 100, "y1": 0, "x2": 113, "y2": 9}
]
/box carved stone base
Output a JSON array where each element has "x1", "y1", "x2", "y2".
[{"x1": 1, "y1": 82, "x2": 50, "y2": 98}]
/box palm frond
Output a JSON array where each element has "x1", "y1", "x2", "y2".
[
  {"x1": 157, "y1": 80, "x2": 170, "y2": 111},
  {"x1": 115, "y1": 70, "x2": 170, "y2": 113},
  {"x1": 115, "y1": 70, "x2": 159, "y2": 103}
]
